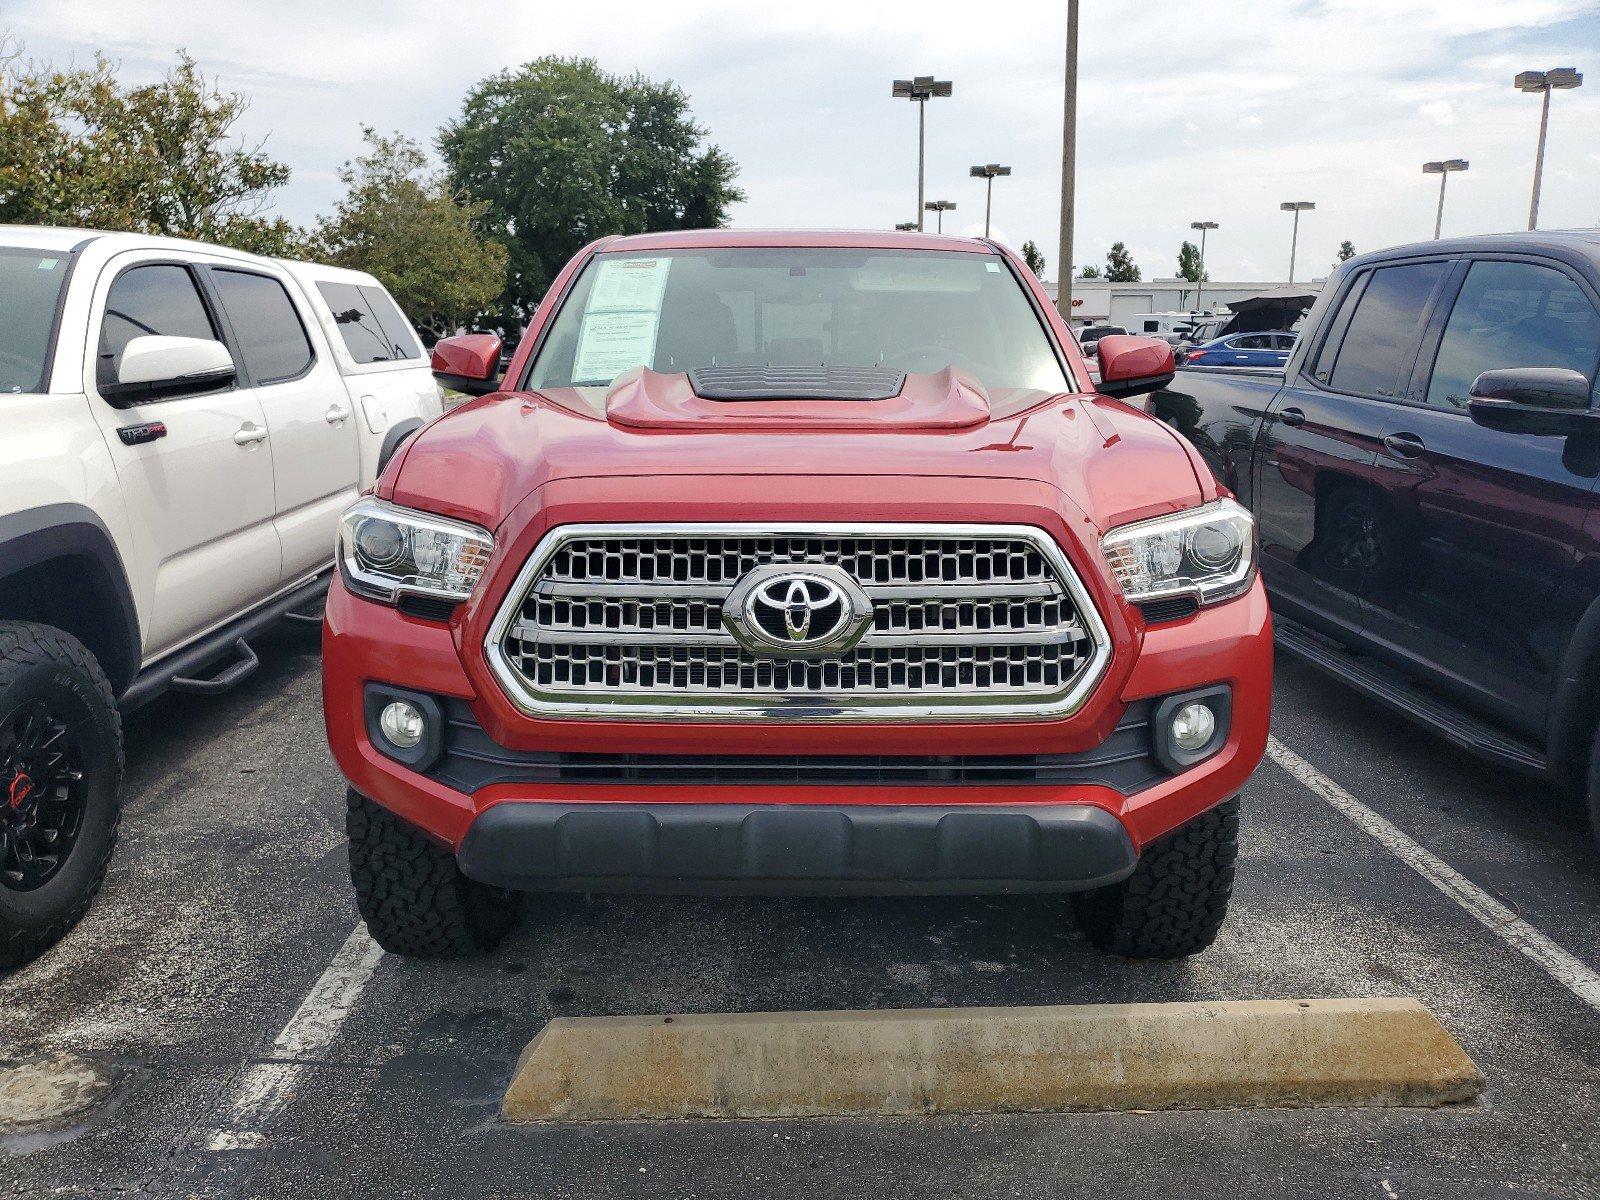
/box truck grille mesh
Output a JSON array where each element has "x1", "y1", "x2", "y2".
[{"x1": 491, "y1": 528, "x2": 1105, "y2": 719}]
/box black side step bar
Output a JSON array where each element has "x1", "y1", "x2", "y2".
[
  {"x1": 119, "y1": 571, "x2": 332, "y2": 713},
  {"x1": 170, "y1": 638, "x2": 260, "y2": 694},
  {"x1": 1275, "y1": 616, "x2": 1547, "y2": 777}
]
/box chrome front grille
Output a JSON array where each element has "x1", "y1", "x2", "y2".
[{"x1": 486, "y1": 524, "x2": 1111, "y2": 721}]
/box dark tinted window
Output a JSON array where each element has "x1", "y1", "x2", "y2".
[
  {"x1": 1424, "y1": 260, "x2": 1600, "y2": 411},
  {"x1": 210, "y1": 269, "x2": 313, "y2": 384},
  {"x1": 316, "y1": 281, "x2": 420, "y2": 362},
  {"x1": 98, "y1": 264, "x2": 217, "y2": 383},
  {"x1": 1327, "y1": 261, "x2": 1447, "y2": 397}
]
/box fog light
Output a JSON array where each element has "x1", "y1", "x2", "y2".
[
  {"x1": 379, "y1": 700, "x2": 425, "y2": 749},
  {"x1": 1170, "y1": 702, "x2": 1216, "y2": 752}
]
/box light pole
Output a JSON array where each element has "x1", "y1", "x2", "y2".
[
  {"x1": 1189, "y1": 220, "x2": 1218, "y2": 314},
  {"x1": 1422, "y1": 159, "x2": 1469, "y2": 238},
  {"x1": 925, "y1": 200, "x2": 957, "y2": 234},
  {"x1": 1280, "y1": 201, "x2": 1315, "y2": 284},
  {"x1": 969, "y1": 163, "x2": 1012, "y2": 238},
  {"x1": 1055, "y1": 0, "x2": 1080, "y2": 320},
  {"x1": 892, "y1": 75, "x2": 953, "y2": 231},
  {"x1": 1516, "y1": 68, "x2": 1583, "y2": 231}
]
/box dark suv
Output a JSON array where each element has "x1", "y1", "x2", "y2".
[{"x1": 1146, "y1": 232, "x2": 1600, "y2": 848}]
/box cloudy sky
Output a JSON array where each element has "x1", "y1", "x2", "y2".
[{"x1": 8, "y1": 0, "x2": 1600, "y2": 282}]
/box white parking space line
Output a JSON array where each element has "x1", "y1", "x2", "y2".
[
  {"x1": 1267, "y1": 737, "x2": 1600, "y2": 1017},
  {"x1": 206, "y1": 923, "x2": 383, "y2": 1151}
]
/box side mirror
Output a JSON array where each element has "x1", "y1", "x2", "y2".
[
  {"x1": 105, "y1": 335, "x2": 235, "y2": 407},
  {"x1": 1096, "y1": 335, "x2": 1176, "y2": 399},
  {"x1": 1468, "y1": 367, "x2": 1595, "y2": 436},
  {"x1": 432, "y1": 333, "x2": 504, "y2": 397}
]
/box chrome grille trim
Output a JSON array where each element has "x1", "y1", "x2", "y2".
[{"x1": 484, "y1": 524, "x2": 1112, "y2": 722}]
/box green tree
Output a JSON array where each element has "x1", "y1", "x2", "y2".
[
  {"x1": 439, "y1": 56, "x2": 744, "y2": 324},
  {"x1": 307, "y1": 129, "x2": 508, "y2": 340},
  {"x1": 1105, "y1": 242, "x2": 1141, "y2": 282},
  {"x1": 1177, "y1": 239, "x2": 1207, "y2": 283},
  {"x1": 1337, "y1": 239, "x2": 1357, "y2": 262},
  {"x1": 1076, "y1": 264, "x2": 1102, "y2": 280},
  {"x1": 1020, "y1": 240, "x2": 1047, "y2": 279},
  {"x1": 0, "y1": 47, "x2": 297, "y2": 254}
]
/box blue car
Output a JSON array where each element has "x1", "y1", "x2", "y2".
[{"x1": 1181, "y1": 331, "x2": 1296, "y2": 369}]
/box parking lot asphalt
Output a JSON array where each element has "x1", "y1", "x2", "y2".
[{"x1": 2, "y1": 625, "x2": 1599, "y2": 1199}]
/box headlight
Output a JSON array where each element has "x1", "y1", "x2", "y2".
[
  {"x1": 1100, "y1": 498, "x2": 1256, "y2": 606},
  {"x1": 338, "y1": 497, "x2": 494, "y2": 604}
]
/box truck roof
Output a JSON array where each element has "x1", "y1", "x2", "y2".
[
  {"x1": 597, "y1": 228, "x2": 995, "y2": 254},
  {"x1": 1360, "y1": 229, "x2": 1600, "y2": 261}
]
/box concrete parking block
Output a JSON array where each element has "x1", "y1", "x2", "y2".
[{"x1": 501, "y1": 996, "x2": 1483, "y2": 1123}]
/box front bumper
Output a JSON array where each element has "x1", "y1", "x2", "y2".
[
  {"x1": 457, "y1": 802, "x2": 1136, "y2": 895},
  {"x1": 324, "y1": 562, "x2": 1272, "y2": 894}
]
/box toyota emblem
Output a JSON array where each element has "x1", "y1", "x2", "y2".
[{"x1": 723, "y1": 564, "x2": 873, "y2": 658}]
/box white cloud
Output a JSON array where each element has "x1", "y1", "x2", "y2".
[{"x1": 7, "y1": 0, "x2": 1599, "y2": 280}]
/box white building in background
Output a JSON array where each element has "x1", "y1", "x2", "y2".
[{"x1": 1042, "y1": 278, "x2": 1328, "y2": 327}]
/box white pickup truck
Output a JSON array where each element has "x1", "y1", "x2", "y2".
[{"x1": 0, "y1": 224, "x2": 444, "y2": 968}]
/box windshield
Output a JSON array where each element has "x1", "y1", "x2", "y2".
[
  {"x1": 0, "y1": 246, "x2": 72, "y2": 393},
  {"x1": 527, "y1": 248, "x2": 1072, "y2": 395}
]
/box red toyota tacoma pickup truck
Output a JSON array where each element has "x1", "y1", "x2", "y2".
[{"x1": 322, "y1": 230, "x2": 1271, "y2": 961}]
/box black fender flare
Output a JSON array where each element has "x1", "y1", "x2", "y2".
[
  {"x1": 377, "y1": 419, "x2": 425, "y2": 474},
  {"x1": 0, "y1": 504, "x2": 141, "y2": 694}
]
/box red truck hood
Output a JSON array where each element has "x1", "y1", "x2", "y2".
[{"x1": 384, "y1": 374, "x2": 1206, "y2": 535}]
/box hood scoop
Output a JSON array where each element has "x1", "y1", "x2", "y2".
[
  {"x1": 605, "y1": 365, "x2": 991, "y2": 432},
  {"x1": 688, "y1": 364, "x2": 906, "y2": 401}
]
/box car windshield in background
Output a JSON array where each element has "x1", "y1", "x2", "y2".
[
  {"x1": 527, "y1": 248, "x2": 1071, "y2": 395},
  {"x1": 0, "y1": 247, "x2": 72, "y2": 393}
]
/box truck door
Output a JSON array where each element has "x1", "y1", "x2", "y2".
[
  {"x1": 1361, "y1": 255, "x2": 1600, "y2": 736},
  {"x1": 86, "y1": 255, "x2": 282, "y2": 662},
  {"x1": 205, "y1": 266, "x2": 360, "y2": 584},
  {"x1": 1253, "y1": 259, "x2": 1453, "y2": 637}
]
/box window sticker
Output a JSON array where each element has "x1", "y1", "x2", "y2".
[
  {"x1": 572, "y1": 257, "x2": 672, "y2": 383},
  {"x1": 37, "y1": 258, "x2": 59, "y2": 270}
]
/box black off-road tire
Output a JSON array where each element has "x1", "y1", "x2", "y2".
[
  {"x1": 346, "y1": 790, "x2": 519, "y2": 958},
  {"x1": 1071, "y1": 797, "x2": 1240, "y2": 959},
  {"x1": 0, "y1": 621, "x2": 124, "y2": 970},
  {"x1": 1584, "y1": 727, "x2": 1600, "y2": 855}
]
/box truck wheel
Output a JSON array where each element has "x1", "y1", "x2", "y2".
[
  {"x1": 0, "y1": 621, "x2": 124, "y2": 969},
  {"x1": 345, "y1": 790, "x2": 519, "y2": 958},
  {"x1": 1071, "y1": 797, "x2": 1239, "y2": 959},
  {"x1": 1585, "y1": 727, "x2": 1600, "y2": 854}
]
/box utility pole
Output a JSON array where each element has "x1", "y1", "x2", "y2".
[
  {"x1": 969, "y1": 164, "x2": 1011, "y2": 238},
  {"x1": 1516, "y1": 68, "x2": 1583, "y2": 230},
  {"x1": 1422, "y1": 160, "x2": 1468, "y2": 238},
  {"x1": 925, "y1": 200, "x2": 957, "y2": 234},
  {"x1": 1190, "y1": 221, "x2": 1218, "y2": 314},
  {"x1": 1280, "y1": 201, "x2": 1315, "y2": 284},
  {"x1": 1055, "y1": 0, "x2": 1079, "y2": 320},
  {"x1": 893, "y1": 76, "x2": 953, "y2": 231}
]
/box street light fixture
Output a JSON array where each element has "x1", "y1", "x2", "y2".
[
  {"x1": 1280, "y1": 201, "x2": 1315, "y2": 284},
  {"x1": 924, "y1": 200, "x2": 957, "y2": 234},
  {"x1": 1189, "y1": 221, "x2": 1218, "y2": 314},
  {"x1": 894, "y1": 222, "x2": 918, "y2": 232},
  {"x1": 1422, "y1": 159, "x2": 1469, "y2": 239},
  {"x1": 969, "y1": 163, "x2": 1012, "y2": 238},
  {"x1": 892, "y1": 75, "x2": 954, "y2": 231},
  {"x1": 1516, "y1": 68, "x2": 1583, "y2": 231}
]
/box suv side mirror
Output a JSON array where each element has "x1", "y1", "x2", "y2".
[
  {"x1": 104, "y1": 335, "x2": 235, "y2": 407},
  {"x1": 1096, "y1": 335, "x2": 1176, "y2": 399},
  {"x1": 432, "y1": 333, "x2": 504, "y2": 397},
  {"x1": 1468, "y1": 367, "x2": 1595, "y2": 436}
]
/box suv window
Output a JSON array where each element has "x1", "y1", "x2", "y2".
[
  {"x1": 316, "y1": 281, "x2": 421, "y2": 363},
  {"x1": 210, "y1": 269, "x2": 313, "y2": 385},
  {"x1": 1325, "y1": 261, "x2": 1447, "y2": 398},
  {"x1": 98, "y1": 263, "x2": 217, "y2": 385},
  {"x1": 1423, "y1": 260, "x2": 1600, "y2": 411}
]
